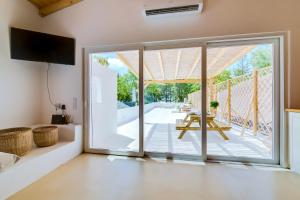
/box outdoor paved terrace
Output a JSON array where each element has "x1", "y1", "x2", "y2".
[{"x1": 94, "y1": 106, "x2": 272, "y2": 159}]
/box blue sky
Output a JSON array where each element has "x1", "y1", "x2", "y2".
[
  {"x1": 94, "y1": 52, "x2": 129, "y2": 75},
  {"x1": 227, "y1": 44, "x2": 272, "y2": 72}
]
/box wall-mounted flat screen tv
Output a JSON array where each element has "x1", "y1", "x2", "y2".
[{"x1": 10, "y1": 27, "x2": 75, "y2": 65}]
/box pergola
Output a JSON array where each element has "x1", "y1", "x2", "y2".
[
  {"x1": 116, "y1": 44, "x2": 271, "y2": 137},
  {"x1": 117, "y1": 45, "x2": 256, "y2": 84}
]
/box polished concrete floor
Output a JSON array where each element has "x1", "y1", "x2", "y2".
[{"x1": 10, "y1": 154, "x2": 300, "y2": 200}]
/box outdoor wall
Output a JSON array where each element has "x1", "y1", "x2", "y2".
[
  {"x1": 39, "y1": 0, "x2": 300, "y2": 124},
  {"x1": 117, "y1": 103, "x2": 154, "y2": 126},
  {"x1": 117, "y1": 102, "x2": 179, "y2": 126},
  {"x1": 90, "y1": 62, "x2": 117, "y2": 148},
  {"x1": 0, "y1": 0, "x2": 43, "y2": 128}
]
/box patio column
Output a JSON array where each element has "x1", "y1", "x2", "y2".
[
  {"x1": 227, "y1": 80, "x2": 232, "y2": 123},
  {"x1": 252, "y1": 69, "x2": 258, "y2": 135},
  {"x1": 208, "y1": 78, "x2": 217, "y2": 114}
]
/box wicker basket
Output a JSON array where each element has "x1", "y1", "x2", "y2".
[
  {"x1": 0, "y1": 127, "x2": 33, "y2": 156},
  {"x1": 33, "y1": 126, "x2": 58, "y2": 147}
]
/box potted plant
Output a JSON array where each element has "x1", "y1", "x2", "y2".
[{"x1": 210, "y1": 100, "x2": 219, "y2": 116}]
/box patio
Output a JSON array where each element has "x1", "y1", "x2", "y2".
[{"x1": 109, "y1": 104, "x2": 272, "y2": 159}]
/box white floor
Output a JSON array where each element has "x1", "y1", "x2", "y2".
[
  {"x1": 10, "y1": 154, "x2": 300, "y2": 200},
  {"x1": 144, "y1": 108, "x2": 272, "y2": 158},
  {"x1": 93, "y1": 107, "x2": 272, "y2": 159}
]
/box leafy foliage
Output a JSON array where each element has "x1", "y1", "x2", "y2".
[
  {"x1": 174, "y1": 83, "x2": 200, "y2": 102},
  {"x1": 233, "y1": 55, "x2": 251, "y2": 76},
  {"x1": 210, "y1": 101, "x2": 219, "y2": 108},
  {"x1": 215, "y1": 70, "x2": 232, "y2": 84},
  {"x1": 144, "y1": 84, "x2": 161, "y2": 103},
  {"x1": 160, "y1": 84, "x2": 175, "y2": 102},
  {"x1": 117, "y1": 72, "x2": 138, "y2": 102},
  {"x1": 252, "y1": 48, "x2": 272, "y2": 68},
  {"x1": 144, "y1": 83, "x2": 200, "y2": 104},
  {"x1": 97, "y1": 56, "x2": 109, "y2": 66},
  {"x1": 214, "y1": 47, "x2": 272, "y2": 83}
]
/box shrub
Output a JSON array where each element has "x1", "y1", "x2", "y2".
[{"x1": 210, "y1": 101, "x2": 219, "y2": 109}]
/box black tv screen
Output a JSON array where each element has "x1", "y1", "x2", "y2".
[{"x1": 10, "y1": 27, "x2": 75, "y2": 65}]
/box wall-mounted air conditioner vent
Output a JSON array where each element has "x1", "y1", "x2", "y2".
[
  {"x1": 144, "y1": 0, "x2": 203, "y2": 17},
  {"x1": 146, "y1": 5, "x2": 200, "y2": 16}
]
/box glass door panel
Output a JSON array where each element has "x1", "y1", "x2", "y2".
[
  {"x1": 206, "y1": 39, "x2": 279, "y2": 163},
  {"x1": 143, "y1": 46, "x2": 203, "y2": 158},
  {"x1": 87, "y1": 49, "x2": 142, "y2": 154}
]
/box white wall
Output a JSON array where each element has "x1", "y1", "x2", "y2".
[
  {"x1": 117, "y1": 103, "x2": 155, "y2": 126},
  {"x1": 0, "y1": 0, "x2": 299, "y2": 127},
  {"x1": 39, "y1": 0, "x2": 300, "y2": 124},
  {"x1": 117, "y1": 102, "x2": 180, "y2": 126},
  {"x1": 90, "y1": 62, "x2": 117, "y2": 148},
  {"x1": 0, "y1": 0, "x2": 43, "y2": 128},
  {"x1": 40, "y1": 63, "x2": 81, "y2": 124}
]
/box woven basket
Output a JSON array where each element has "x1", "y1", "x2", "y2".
[
  {"x1": 0, "y1": 127, "x2": 33, "y2": 156},
  {"x1": 33, "y1": 126, "x2": 58, "y2": 147}
]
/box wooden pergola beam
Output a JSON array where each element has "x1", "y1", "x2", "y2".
[
  {"x1": 144, "y1": 83, "x2": 150, "y2": 89},
  {"x1": 223, "y1": 46, "x2": 254, "y2": 68},
  {"x1": 210, "y1": 46, "x2": 254, "y2": 78},
  {"x1": 144, "y1": 63, "x2": 155, "y2": 80},
  {"x1": 144, "y1": 79, "x2": 200, "y2": 84},
  {"x1": 116, "y1": 53, "x2": 138, "y2": 77},
  {"x1": 186, "y1": 49, "x2": 201, "y2": 79},
  {"x1": 208, "y1": 48, "x2": 226, "y2": 68},
  {"x1": 38, "y1": 0, "x2": 82, "y2": 17},
  {"x1": 174, "y1": 50, "x2": 182, "y2": 79},
  {"x1": 157, "y1": 51, "x2": 165, "y2": 80}
]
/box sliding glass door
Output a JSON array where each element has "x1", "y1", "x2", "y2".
[
  {"x1": 84, "y1": 35, "x2": 282, "y2": 165},
  {"x1": 84, "y1": 46, "x2": 144, "y2": 156}
]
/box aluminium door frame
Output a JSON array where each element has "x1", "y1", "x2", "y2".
[{"x1": 83, "y1": 32, "x2": 287, "y2": 166}]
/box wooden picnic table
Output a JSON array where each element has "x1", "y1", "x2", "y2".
[{"x1": 176, "y1": 113, "x2": 231, "y2": 140}]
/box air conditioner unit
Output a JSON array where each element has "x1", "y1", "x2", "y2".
[{"x1": 144, "y1": 0, "x2": 203, "y2": 17}]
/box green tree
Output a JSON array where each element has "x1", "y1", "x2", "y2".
[
  {"x1": 215, "y1": 69, "x2": 232, "y2": 84},
  {"x1": 117, "y1": 72, "x2": 138, "y2": 102},
  {"x1": 160, "y1": 84, "x2": 175, "y2": 102},
  {"x1": 174, "y1": 83, "x2": 200, "y2": 102},
  {"x1": 189, "y1": 83, "x2": 200, "y2": 93},
  {"x1": 174, "y1": 83, "x2": 187, "y2": 102},
  {"x1": 144, "y1": 84, "x2": 161, "y2": 103},
  {"x1": 233, "y1": 55, "x2": 251, "y2": 76},
  {"x1": 252, "y1": 48, "x2": 272, "y2": 68},
  {"x1": 136, "y1": 82, "x2": 202, "y2": 104}
]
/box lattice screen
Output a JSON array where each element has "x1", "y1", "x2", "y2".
[{"x1": 188, "y1": 66, "x2": 273, "y2": 136}]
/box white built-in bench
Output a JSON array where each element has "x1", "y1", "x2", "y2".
[{"x1": 0, "y1": 124, "x2": 83, "y2": 199}]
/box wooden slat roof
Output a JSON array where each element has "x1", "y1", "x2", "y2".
[{"x1": 118, "y1": 45, "x2": 256, "y2": 83}]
